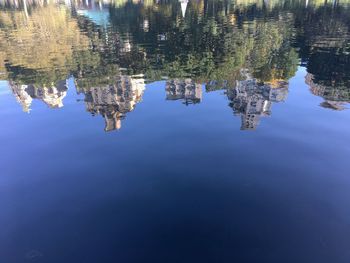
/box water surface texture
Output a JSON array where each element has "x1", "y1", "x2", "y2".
[{"x1": 1, "y1": 0, "x2": 350, "y2": 262}]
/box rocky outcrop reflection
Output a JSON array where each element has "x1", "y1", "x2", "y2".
[
  {"x1": 305, "y1": 73, "x2": 349, "y2": 110},
  {"x1": 227, "y1": 76, "x2": 288, "y2": 130},
  {"x1": 179, "y1": 0, "x2": 189, "y2": 17},
  {"x1": 9, "y1": 80, "x2": 68, "y2": 112},
  {"x1": 165, "y1": 79, "x2": 202, "y2": 105},
  {"x1": 78, "y1": 75, "x2": 145, "y2": 132}
]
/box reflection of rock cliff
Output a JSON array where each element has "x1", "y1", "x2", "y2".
[
  {"x1": 165, "y1": 79, "x2": 202, "y2": 105},
  {"x1": 9, "y1": 80, "x2": 68, "y2": 112},
  {"x1": 305, "y1": 73, "x2": 349, "y2": 110},
  {"x1": 227, "y1": 77, "x2": 288, "y2": 130},
  {"x1": 78, "y1": 75, "x2": 145, "y2": 132}
]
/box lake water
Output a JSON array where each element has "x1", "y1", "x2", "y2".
[{"x1": 1, "y1": 0, "x2": 350, "y2": 262}]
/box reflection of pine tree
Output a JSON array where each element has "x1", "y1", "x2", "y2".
[
  {"x1": 295, "y1": 3, "x2": 350, "y2": 88},
  {"x1": 306, "y1": 73, "x2": 350, "y2": 110}
]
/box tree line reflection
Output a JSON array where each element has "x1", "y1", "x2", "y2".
[{"x1": 1, "y1": 0, "x2": 350, "y2": 131}]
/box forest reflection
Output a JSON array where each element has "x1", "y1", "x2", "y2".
[{"x1": 1, "y1": 0, "x2": 349, "y2": 131}]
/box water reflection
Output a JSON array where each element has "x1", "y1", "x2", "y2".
[
  {"x1": 2, "y1": 3, "x2": 350, "y2": 262},
  {"x1": 166, "y1": 79, "x2": 202, "y2": 105},
  {"x1": 77, "y1": 74, "x2": 145, "y2": 131},
  {"x1": 9, "y1": 80, "x2": 68, "y2": 112},
  {"x1": 1, "y1": 0, "x2": 350, "y2": 131},
  {"x1": 306, "y1": 73, "x2": 349, "y2": 110},
  {"x1": 226, "y1": 70, "x2": 288, "y2": 130}
]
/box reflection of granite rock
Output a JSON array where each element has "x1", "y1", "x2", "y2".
[
  {"x1": 165, "y1": 79, "x2": 202, "y2": 105},
  {"x1": 320, "y1": 101, "x2": 346, "y2": 111},
  {"x1": 9, "y1": 80, "x2": 67, "y2": 112},
  {"x1": 79, "y1": 75, "x2": 145, "y2": 132},
  {"x1": 227, "y1": 77, "x2": 288, "y2": 130},
  {"x1": 9, "y1": 83, "x2": 33, "y2": 113},
  {"x1": 306, "y1": 73, "x2": 349, "y2": 110}
]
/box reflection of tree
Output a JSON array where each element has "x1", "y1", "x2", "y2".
[
  {"x1": 0, "y1": 51, "x2": 7, "y2": 80},
  {"x1": 249, "y1": 14, "x2": 299, "y2": 83},
  {"x1": 105, "y1": 0, "x2": 299, "y2": 84},
  {"x1": 295, "y1": 3, "x2": 350, "y2": 89},
  {"x1": 0, "y1": 4, "x2": 90, "y2": 84},
  {"x1": 1, "y1": 0, "x2": 300, "y2": 86},
  {"x1": 307, "y1": 48, "x2": 350, "y2": 88},
  {"x1": 306, "y1": 73, "x2": 349, "y2": 110}
]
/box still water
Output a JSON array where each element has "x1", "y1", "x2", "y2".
[{"x1": 1, "y1": 0, "x2": 350, "y2": 262}]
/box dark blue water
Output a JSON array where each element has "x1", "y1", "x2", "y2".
[{"x1": 1, "y1": 1, "x2": 350, "y2": 262}]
